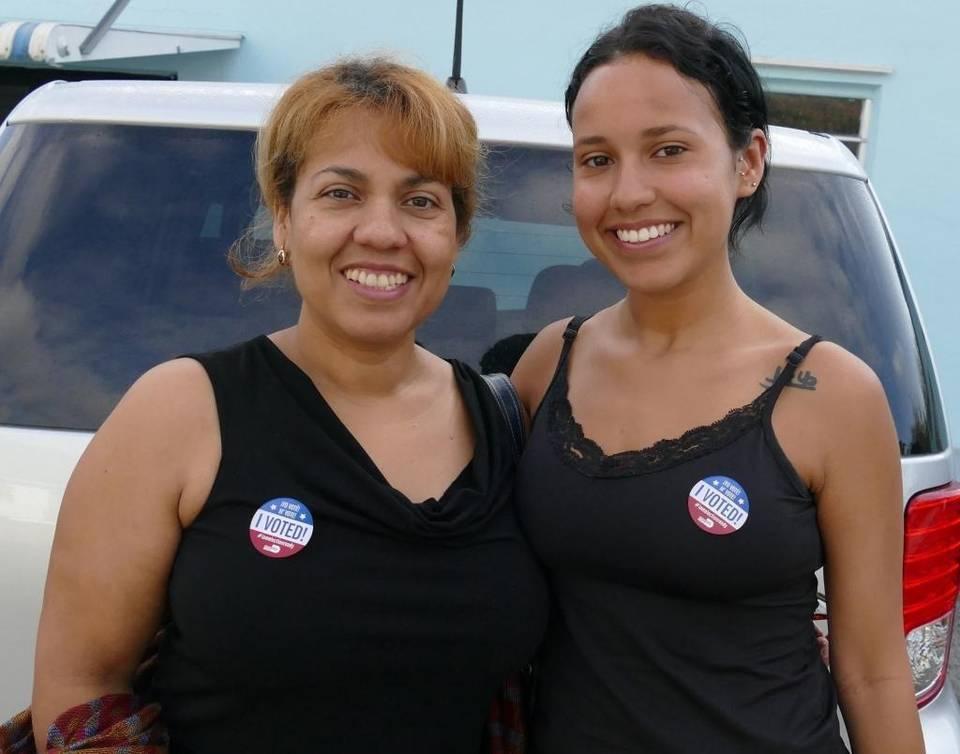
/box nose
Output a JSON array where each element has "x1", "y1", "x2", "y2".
[
  {"x1": 610, "y1": 159, "x2": 656, "y2": 214},
  {"x1": 352, "y1": 199, "x2": 407, "y2": 250}
]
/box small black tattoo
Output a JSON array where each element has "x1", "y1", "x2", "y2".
[{"x1": 761, "y1": 366, "x2": 818, "y2": 391}]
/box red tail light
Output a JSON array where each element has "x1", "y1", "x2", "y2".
[{"x1": 903, "y1": 481, "x2": 960, "y2": 706}]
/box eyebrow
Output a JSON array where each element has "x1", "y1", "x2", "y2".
[
  {"x1": 315, "y1": 165, "x2": 365, "y2": 181},
  {"x1": 574, "y1": 124, "x2": 698, "y2": 148},
  {"x1": 313, "y1": 165, "x2": 436, "y2": 187}
]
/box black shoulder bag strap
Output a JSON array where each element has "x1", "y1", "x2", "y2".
[{"x1": 481, "y1": 372, "x2": 527, "y2": 458}]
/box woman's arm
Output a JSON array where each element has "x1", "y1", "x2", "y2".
[
  {"x1": 31, "y1": 359, "x2": 219, "y2": 747},
  {"x1": 510, "y1": 318, "x2": 572, "y2": 419},
  {"x1": 814, "y1": 350, "x2": 924, "y2": 754}
]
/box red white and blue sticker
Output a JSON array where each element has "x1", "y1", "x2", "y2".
[
  {"x1": 249, "y1": 497, "x2": 314, "y2": 558},
  {"x1": 687, "y1": 476, "x2": 750, "y2": 536}
]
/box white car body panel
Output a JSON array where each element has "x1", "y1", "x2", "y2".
[
  {"x1": 10, "y1": 80, "x2": 865, "y2": 177},
  {"x1": 0, "y1": 427, "x2": 89, "y2": 716}
]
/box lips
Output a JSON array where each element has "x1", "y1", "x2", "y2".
[
  {"x1": 342, "y1": 267, "x2": 411, "y2": 291},
  {"x1": 614, "y1": 222, "x2": 678, "y2": 244}
]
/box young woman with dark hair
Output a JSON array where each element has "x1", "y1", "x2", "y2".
[{"x1": 513, "y1": 6, "x2": 923, "y2": 753}]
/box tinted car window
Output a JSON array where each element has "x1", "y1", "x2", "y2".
[
  {"x1": 0, "y1": 123, "x2": 299, "y2": 430},
  {"x1": 436, "y1": 147, "x2": 946, "y2": 455},
  {"x1": 0, "y1": 125, "x2": 945, "y2": 454}
]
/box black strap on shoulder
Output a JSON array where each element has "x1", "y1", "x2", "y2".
[
  {"x1": 563, "y1": 316, "x2": 588, "y2": 340},
  {"x1": 767, "y1": 334, "x2": 823, "y2": 398},
  {"x1": 481, "y1": 372, "x2": 526, "y2": 459},
  {"x1": 556, "y1": 315, "x2": 588, "y2": 372},
  {"x1": 526, "y1": 315, "x2": 591, "y2": 429}
]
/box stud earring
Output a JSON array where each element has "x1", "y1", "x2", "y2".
[
  {"x1": 751, "y1": 181, "x2": 758, "y2": 188},
  {"x1": 277, "y1": 247, "x2": 289, "y2": 266},
  {"x1": 738, "y1": 170, "x2": 747, "y2": 177}
]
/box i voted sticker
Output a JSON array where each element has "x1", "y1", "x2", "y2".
[
  {"x1": 249, "y1": 498, "x2": 314, "y2": 558},
  {"x1": 687, "y1": 476, "x2": 750, "y2": 536}
]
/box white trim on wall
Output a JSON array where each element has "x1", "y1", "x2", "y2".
[{"x1": 752, "y1": 56, "x2": 894, "y2": 76}]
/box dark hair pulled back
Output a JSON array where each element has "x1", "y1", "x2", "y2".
[{"x1": 565, "y1": 4, "x2": 769, "y2": 249}]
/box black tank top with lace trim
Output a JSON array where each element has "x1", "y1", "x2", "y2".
[{"x1": 516, "y1": 317, "x2": 848, "y2": 754}]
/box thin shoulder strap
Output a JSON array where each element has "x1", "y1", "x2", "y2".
[
  {"x1": 555, "y1": 316, "x2": 589, "y2": 376},
  {"x1": 481, "y1": 372, "x2": 526, "y2": 459},
  {"x1": 481, "y1": 316, "x2": 590, "y2": 454},
  {"x1": 766, "y1": 334, "x2": 823, "y2": 401},
  {"x1": 526, "y1": 315, "x2": 590, "y2": 428}
]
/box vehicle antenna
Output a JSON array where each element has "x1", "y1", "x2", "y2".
[{"x1": 446, "y1": 0, "x2": 467, "y2": 93}]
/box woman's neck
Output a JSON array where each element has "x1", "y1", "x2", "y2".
[
  {"x1": 279, "y1": 311, "x2": 429, "y2": 399},
  {"x1": 616, "y1": 258, "x2": 758, "y2": 353}
]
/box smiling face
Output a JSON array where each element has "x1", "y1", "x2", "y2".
[
  {"x1": 274, "y1": 112, "x2": 459, "y2": 347},
  {"x1": 571, "y1": 54, "x2": 765, "y2": 296}
]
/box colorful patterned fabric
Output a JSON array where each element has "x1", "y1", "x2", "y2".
[
  {"x1": 0, "y1": 695, "x2": 167, "y2": 754},
  {"x1": 483, "y1": 672, "x2": 528, "y2": 754},
  {"x1": 4, "y1": 684, "x2": 521, "y2": 753},
  {"x1": 0, "y1": 709, "x2": 34, "y2": 754}
]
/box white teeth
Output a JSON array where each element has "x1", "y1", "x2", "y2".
[
  {"x1": 616, "y1": 223, "x2": 676, "y2": 244},
  {"x1": 343, "y1": 268, "x2": 410, "y2": 291}
]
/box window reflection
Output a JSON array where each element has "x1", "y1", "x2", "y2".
[{"x1": 0, "y1": 124, "x2": 299, "y2": 429}]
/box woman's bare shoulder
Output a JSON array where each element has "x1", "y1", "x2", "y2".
[
  {"x1": 82, "y1": 357, "x2": 220, "y2": 517},
  {"x1": 511, "y1": 317, "x2": 576, "y2": 416},
  {"x1": 111, "y1": 357, "x2": 217, "y2": 437},
  {"x1": 795, "y1": 340, "x2": 895, "y2": 476},
  {"x1": 801, "y1": 340, "x2": 886, "y2": 407}
]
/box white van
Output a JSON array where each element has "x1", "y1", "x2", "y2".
[{"x1": 1, "y1": 79, "x2": 958, "y2": 750}]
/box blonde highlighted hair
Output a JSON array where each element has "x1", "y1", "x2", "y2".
[{"x1": 230, "y1": 57, "x2": 481, "y2": 285}]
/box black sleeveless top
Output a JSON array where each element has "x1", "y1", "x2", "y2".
[
  {"x1": 150, "y1": 336, "x2": 550, "y2": 754},
  {"x1": 516, "y1": 318, "x2": 847, "y2": 754}
]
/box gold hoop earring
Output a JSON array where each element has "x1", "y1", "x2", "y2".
[{"x1": 277, "y1": 247, "x2": 289, "y2": 266}]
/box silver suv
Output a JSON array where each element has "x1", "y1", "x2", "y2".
[{"x1": 1, "y1": 80, "x2": 958, "y2": 750}]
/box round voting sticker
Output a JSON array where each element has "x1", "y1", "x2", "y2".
[
  {"x1": 687, "y1": 476, "x2": 750, "y2": 536},
  {"x1": 249, "y1": 497, "x2": 314, "y2": 558}
]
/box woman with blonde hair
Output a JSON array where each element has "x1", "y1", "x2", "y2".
[{"x1": 24, "y1": 58, "x2": 548, "y2": 753}]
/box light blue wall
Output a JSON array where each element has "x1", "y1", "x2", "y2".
[{"x1": 5, "y1": 0, "x2": 959, "y2": 446}]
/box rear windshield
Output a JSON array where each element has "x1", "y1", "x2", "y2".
[{"x1": 0, "y1": 122, "x2": 946, "y2": 454}]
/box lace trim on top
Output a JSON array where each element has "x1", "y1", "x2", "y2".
[{"x1": 547, "y1": 384, "x2": 775, "y2": 479}]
